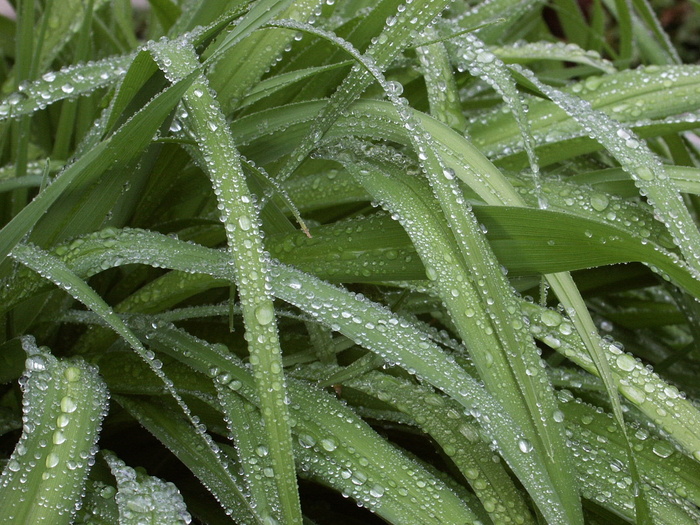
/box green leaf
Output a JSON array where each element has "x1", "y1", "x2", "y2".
[
  {"x1": 0, "y1": 339, "x2": 108, "y2": 524},
  {"x1": 102, "y1": 451, "x2": 191, "y2": 525}
]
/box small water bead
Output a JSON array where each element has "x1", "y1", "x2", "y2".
[
  {"x1": 25, "y1": 355, "x2": 48, "y2": 371},
  {"x1": 298, "y1": 434, "x2": 316, "y2": 448},
  {"x1": 351, "y1": 470, "x2": 367, "y2": 485},
  {"x1": 45, "y1": 452, "x2": 60, "y2": 468},
  {"x1": 52, "y1": 430, "x2": 67, "y2": 445},
  {"x1": 517, "y1": 439, "x2": 533, "y2": 453},
  {"x1": 620, "y1": 384, "x2": 646, "y2": 404},
  {"x1": 590, "y1": 193, "x2": 609, "y2": 212},
  {"x1": 61, "y1": 83, "x2": 75, "y2": 94},
  {"x1": 238, "y1": 216, "x2": 252, "y2": 231},
  {"x1": 369, "y1": 485, "x2": 385, "y2": 498},
  {"x1": 615, "y1": 354, "x2": 637, "y2": 372},
  {"x1": 64, "y1": 367, "x2": 81, "y2": 382},
  {"x1": 424, "y1": 265, "x2": 438, "y2": 281},
  {"x1": 636, "y1": 167, "x2": 654, "y2": 181},
  {"x1": 60, "y1": 396, "x2": 78, "y2": 413},
  {"x1": 385, "y1": 81, "x2": 403, "y2": 97},
  {"x1": 652, "y1": 441, "x2": 674, "y2": 458},
  {"x1": 476, "y1": 51, "x2": 495, "y2": 63},
  {"x1": 540, "y1": 310, "x2": 561, "y2": 327},
  {"x1": 320, "y1": 438, "x2": 337, "y2": 452}
]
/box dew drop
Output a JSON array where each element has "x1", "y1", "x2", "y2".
[
  {"x1": 518, "y1": 439, "x2": 533, "y2": 453},
  {"x1": 540, "y1": 310, "x2": 561, "y2": 327},
  {"x1": 615, "y1": 354, "x2": 636, "y2": 372},
  {"x1": 46, "y1": 452, "x2": 60, "y2": 468},
  {"x1": 255, "y1": 304, "x2": 275, "y2": 325},
  {"x1": 60, "y1": 396, "x2": 78, "y2": 413},
  {"x1": 369, "y1": 485, "x2": 385, "y2": 498},
  {"x1": 652, "y1": 441, "x2": 674, "y2": 458},
  {"x1": 590, "y1": 193, "x2": 609, "y2": 212},
  {"x1": 320, "y1": 438, "x2": 337, "y2": 452},
  {"x1": 476, "y1": 51, "x2": 495, "y2": 63},
  {"x1": 52, "y1": 430, "x2": 67, "y2": 445},
  {"x1": 25, "y1": 355, "x2": 47, "y2": 371},
  {"x1": 298, "y1": 434, "x2": 316, "y2": 448},
  {"x1": 620, "y1": 384, "x2": 646, "y2": 404},
  {"x1": 238, "y1": 216, "x2": 252, "y2": 231},
  {"x1": 64, "y1": 367, "x2": 81, "y2": 382},
  {"x1": 637, "y1": 167, "x2": 654, "y2": 181}
]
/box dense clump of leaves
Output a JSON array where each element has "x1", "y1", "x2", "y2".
[{"x1": 1, "y1": 0, "x2": 700, "y2": 523}]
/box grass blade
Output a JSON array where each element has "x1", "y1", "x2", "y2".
[
  {"x1": 0, "y1": 338, "x2": 108, "y2": 524},
  {"x1": 150, "y1": 39, "x2": 302, "y2": 524}
]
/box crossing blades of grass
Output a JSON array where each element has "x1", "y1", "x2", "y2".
[
  {"x1": 115, "y1": 395, "x2": 257, "y2": 523},
  {"x1": 120, "y1": 319, "x2": 483, "y2": 523},
  {"x1": 149, "y1": 39, "x2": 302, "y2": 524},
  {"x1": 523, "y1": 300, "x2": 700, "y2": 460},
  {"x1": 0, "y1": 68, "x2": 196, "y2": 267},
  {"x1": 3, "y1": 2, "x2": 700, "y2": 523},
  {"x1": 335, "y1": 151, "x2": 581, "y2": 524}
]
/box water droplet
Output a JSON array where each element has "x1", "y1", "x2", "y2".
[
  {"x1": 386, "y1": 81, "x2": 403, "y2": 97},
  {"x1": 476, "y1": 51, "x2": 495, "y2": 63},
  {"x1": 518, "y1": 439, "x2": 533, "y2": 453},
  {"x1": 620, "y1": 384, "x2": 646, "y2": 404},
  {"x1": 320, "y1": 438, "x2": 337, "y2": 451},
  {"x1": 46, "y1": 452, "x2": 60, "y2": 468},
  {"x1": 540, "y1": 310, "x2": 561, "y2": 327},
  {"x1": 64, "y1": 367, "x2": 81, "y2": 382},
  {"x1": 652, "y1": 441, "x2": 674, "y2": 458},
  {"x1": 615, "y1": 354, "x2": 636, "y2": 372},
  {"x1": 298, "y1": 434, "x2": 316, "y2": 448},
  {"x1": 60, "y1": 396, "x2": 77, "y2": 413},
  {"x1": 25, "y1": 355, "x2": 47, "y2": 371},
  {"x1": 637, "y1": 167, "x2": 654, "y2": 181},
  {"x1": 255, "y1": 304, "x2": 275, "y2": 325},
  {"x1": 590, "y1": 193, "x2": 609, "y2": 211},
  {"x1": 238, "y1": 216, "x2": 252, "y2": 231},
  {"x1": 369, "y1": 485, "x2": 385, "y2": 498}
]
